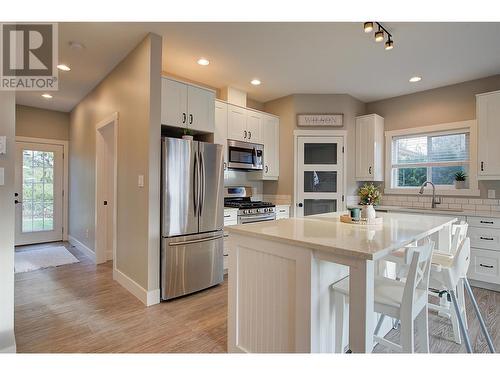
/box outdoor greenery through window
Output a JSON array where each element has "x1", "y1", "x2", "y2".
[{"x1": 391, "y1": 130, "x2": 470, "y2": 188}]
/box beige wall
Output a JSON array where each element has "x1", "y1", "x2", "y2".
[
  {"x1": 0, "y1": 92, "x2": 16, "y2": 352},
  {"x1": 16, "y1": 105, "x2": 69, "y2": 141},
  {"x1": 367, "y1": 74, "x2": 500, "y2": 198},
  {"x1": 69, "y1": 33, "x2": 162, "y2": 291},
  {"x1": 263, "y1": 94, "x2": 366, "y2": 210}
]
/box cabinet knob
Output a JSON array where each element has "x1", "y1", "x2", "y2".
[{"x1": 265, "y1": 165, "x2": 268, "y2": 173}]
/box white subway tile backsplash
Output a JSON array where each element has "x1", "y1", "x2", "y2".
[
  {"x1": 492, "y1": 206, "x2": 500, "y2": 212},
  {"x1": 462, "y1": 204, "x2": 475, "y2": 210},
  {"x1": 382, "y1": 194, "x2": 500, "y2": 213},
  {"x1": 483, "y1": 199, "x2": 498, "y2": 205},
  {"x1": 407, "y1": 196, "x2": 419, "y2": 202},
  {"x1": 437, "y1": 203, "x2": 449, "y2": 209},
  {"x1": 401, "y1": 202, "x2": 412, "y2": 207},
  {"x1": 442, "y1": 197, "x2": 455, "y2": 204},
  {"x1": 449, "y1": 204, "x2": 462, "y2": 210},
  {"x1": 475, "y1": 205, "x2": 491, "y2": 211},
  {"x1": 455, "y1": 198, "x2": 469, "y2": 204},
  {"x1": 412, "y1": 202, "x2": 424, "y2": 208},
  {"x1": 469, "y1": 198, "x2": 483, "y2": 204}
]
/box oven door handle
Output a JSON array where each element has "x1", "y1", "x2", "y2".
[{"x1": 239, "y1": 214, "x2": 276, "y2": 224}]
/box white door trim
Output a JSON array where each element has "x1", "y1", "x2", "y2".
[
  {"x1": 15, "y1": 136, "x2": 69, "y2": 242},
  {"x1": 293, "y1": 130, "x2": 347, "y2": 217},
  {"x1": 95, "y1": 112, "x2": 118, "y2": 266}
]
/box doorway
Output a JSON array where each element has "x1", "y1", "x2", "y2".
[
  {"x1": 294, "y1": 132, "x2": 345, "y2": 217},
  {"x1": 14, "y1": 140, "x2": 65, "y2": 246},
  {"x1": 95, "y1": 114, "x2": 118, "y2": 264}
]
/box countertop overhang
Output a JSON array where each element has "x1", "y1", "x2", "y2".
[{"x1": 225, "y1": 212, "x2": 456, "y2": 261}]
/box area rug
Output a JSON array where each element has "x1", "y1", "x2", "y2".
[{"x1": 15, "y1": 246, "x2": 80, "y2": 273}]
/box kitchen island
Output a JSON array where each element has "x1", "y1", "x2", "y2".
[{"x1": 226, "y1": 212, "x2": 456, "y2": 353}]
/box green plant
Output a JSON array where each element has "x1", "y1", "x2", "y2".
[
  {"x1": 184, "y1": 127, "x2": 194, "y2": 136},
  {"x1": 454, "y1": 171, "x2": 467, "y2": 181},
  {"x1": 358, "y1": 183, "x2": 381, "y2": 206}
]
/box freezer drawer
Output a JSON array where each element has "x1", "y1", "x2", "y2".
[{"x1": 161, "y1": 231, "x2": 224, "y2": 300}]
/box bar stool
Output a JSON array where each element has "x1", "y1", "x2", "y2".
[{"x1": 330, "y1": 241, "x2": 435, "y2": 353}]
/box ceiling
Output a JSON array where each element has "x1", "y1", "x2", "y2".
[{"x1": 15, "y1": 22, "x2": 500, "y2": 112}]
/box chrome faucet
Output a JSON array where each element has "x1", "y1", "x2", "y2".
[{"x1": 419, "y1": 181, "x2": 440, "y2": 208}]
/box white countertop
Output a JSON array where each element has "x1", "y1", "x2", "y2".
[
  {"x1": 225, "y1": 212, "x2": 455, "y2": 261},
  {"x1": 369, "y1": 205, "x2": 500, "y2": 218}
]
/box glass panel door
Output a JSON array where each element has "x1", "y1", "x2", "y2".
[
  {"x1": 296, "y1": 136, "x2": 343, "y2": 217},
  {"x1": 15, "y1": 142, "x2": 64, "y2": 246}
]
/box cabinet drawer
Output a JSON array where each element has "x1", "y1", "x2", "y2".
[
  {"x1": 467, "y1": 216, "x2": 500, "y2": 229},
  {"x1": 468, "y1": 248, "x2": 500, "y2": 285},
  {"x1": 469, "y1": 226, "x2": 500, "y2": 251}
]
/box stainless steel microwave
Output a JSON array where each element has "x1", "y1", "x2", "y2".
[{"x1": 227, "y1": 140, "x2": 264, "y2": 170}]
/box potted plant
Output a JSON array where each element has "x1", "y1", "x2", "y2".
[
  {"x1": 182, "y1": 127, "x2": 194, "y2": 141},
  {"x1": 358, "y1": 183, "x2": 381, "y2": 219},
  {"x1": 454, "y1": 171, "x2": 467, "y2": 189}
]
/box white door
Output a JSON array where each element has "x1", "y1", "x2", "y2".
[
  {"x1": 227, "y1": 104, "x2": 247, "y2": 142},
  {"x1": 214, "y1": 100, "x2": 228, "y2": 168},
  {"x1": 15, "y1": 142, "x2": 64, "y2": 245},
  {"x1": 161, "y1": 78, "x2": 188, "y2": 128},
  {"x1": 246, "y1": 110, "x2": 263, "y2": 143},
  {"x1": 188, "y1": 85, "x2": 215, "y2": 133},
  {"x1": 263, "y1": 115, "x2": 279, "y2": 178},
  {"x1": 296, "y1": 136, "x2": 343, "y2": 217}
]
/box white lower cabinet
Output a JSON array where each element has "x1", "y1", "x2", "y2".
[
  {"x1": 275, "y1": 205, "x2": 290, "y2": 220},
  {"x1": 468, "y1": 248, "x2": 500, "y2": 285},
  {"x1": 224, "y1": 208, "x2": 238, "y2": 273}
]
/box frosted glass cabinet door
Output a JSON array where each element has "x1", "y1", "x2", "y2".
[{"x1": 296, "y1": 136, "x2": 344, "y2": 217}]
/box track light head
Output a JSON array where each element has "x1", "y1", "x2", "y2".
[
  {"x1": 364, "y1": 22, "x2": 374, "y2": 33},
  {"x1": 375, "y1": 30, "x2": 384, "y2": 42},
  {"x1": 385, "y1": 38, "x2": 394, "y2": 50}
]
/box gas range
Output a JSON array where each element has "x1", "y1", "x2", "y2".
[{"x1": 224, "y1": 186, "x2": 276, "y2": 224}]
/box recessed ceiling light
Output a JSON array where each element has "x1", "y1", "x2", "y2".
[
  {"x1": 197, "y1": 58, "x2": 210, "y2": 66},
  {"x1": 409, "y1": 76, "x2": 422, "y2": 83},
  {"x1": 250, "y1": 79, "x2": 261, "y2": 86},
  {"x1": 41, "y1": 93, "x2": 53, "y2": 99},
  {"x1": 57, "y1": 64, "x2": 71, "y2": 71}
]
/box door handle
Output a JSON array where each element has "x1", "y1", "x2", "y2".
[
  {"x1": 244, "y1": 130, "x2": 247, "y2": 139},
  {"x1": 298, "y1": 202, "x2": 303, "y2": 207},
  {"x1": 14, "y1": 192, "x2": 18, "y2": 197},
  {"x1": 479, "y1": 263, "x2": 494, "y2": 269},
  {"x1": 193, "y1": 152, "x2": 198, "y2": 216},
  {"x1": 480, "y1": 220, "x2": 494, "y2": 224},
  {"x1": 480, "y1": 236, "x2": 494, "y2": 241},
  {"x1": 369, "y1": 166, "x2": 372, "y2": 175},
  {"x1": 481, "y1": 161, "x2": 484, "y2": 172},
  {"x1": 265, "y1": 165, "x2": 268, "y2": 173},
  {"x1": 182, "y1": 113, "x2": 187, "y2": 124},
  {"x1": 169, "y1": 234, "x2": 224, "y2": 247},
  {"x1": 14, "y1": 199, "x2": 22, "y2": 204},
  {"x1": 189, "y1": 114, "x2": 193, "y2": 125},
  {"x1": 199, "y1": 150, "x2": 205, "y2": 215}
]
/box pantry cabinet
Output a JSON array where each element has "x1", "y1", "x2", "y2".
[
  {"x1": 250, "y1": 114, "x2": 280, "y2": 180},
  {"x1": 477, "y1": 91, "x2": 500, "y2": 180},
  {"x1": 214, "y1": 100, "x2": 228, "y2": 169},
  {"x1": 161, "y1": 77, "x2": 215, "y2": 133},
  {"x1": 355, "y1": 114, "x2": 384, "y2": 181}
]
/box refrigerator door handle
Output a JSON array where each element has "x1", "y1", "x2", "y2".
[
  {"x1": 193, "y1": 150, "x2": 198, "y2": 216},
  {"x1": 199, "y1": 150, "x2": 205, "y2": 215},
  {"x1": 168, "y1": 234, "x2": 224, "y2": 247}
]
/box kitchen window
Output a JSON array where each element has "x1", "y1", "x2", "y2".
[{"x1": 385, "y1": 121, "x2": 479, "y2": 196}]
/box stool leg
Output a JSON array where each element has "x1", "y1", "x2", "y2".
[
  {"x1": 400, "y1": 315, "x2": 415, "y2": 353},
  {"x1": 449, "y1": 290, "x2": 472, "y2": 353},
  {"x1": 449, "y1": 294, "x2": 462, "y2": 345},
  {"x1": 457, "y1": 279, "x2": 468, "y2": 330},
  {"x1": 463, "y1": 278, "x2": 496, "y2": 353},
  {"x1": 415, "y1": 308, "x2": 430, "y2": 353},
  {"x1": 334, "y1": 292, "x2": 346, "y2": 353}
]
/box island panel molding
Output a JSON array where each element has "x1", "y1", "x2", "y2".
[{"x1": 297, "y1": 113, "x2": 344, "y2": 127}]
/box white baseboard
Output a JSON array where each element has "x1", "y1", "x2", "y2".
[
  {"x1": 106, "y1": 248, "x2": 113, "y2": 261},
  {"x1": 68, "y1": 235, "x2": 96, "y2": 263},
  {"x1": 113, "y1": 268, "x2": 160, "y2": 306},
  {"x1": 0, "y1": 331, "x2": 16, "y2": 353}
]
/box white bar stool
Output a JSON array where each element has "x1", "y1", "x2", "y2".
[{"x1": 330, "y1": 242, "x2": 435, "y2": 353}]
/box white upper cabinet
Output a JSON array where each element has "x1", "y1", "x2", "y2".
[
  {"x1": 262, "y1": 115, "x2": 280, "y2": 179},
  {"x1": 477, "y1": 91, "x2": 500, "y2": 179},
  {"x1": 246, "y1": 110, "x2": 263, "y2": 143},
  {"x1": 227, "y1": 104, "x2": 247, "y2": 141},
  {"x1": 161, "y1": 77, "x2": 215, "y2": 133},
  {"x1": 214, "y1": 100, "x2": 228, "y2": 169},
  {"x1": 355, "y1": 114, "x2": 384, "y2": 181}
]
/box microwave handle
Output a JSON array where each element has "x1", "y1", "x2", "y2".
[{"x1": 252, "y1": 147, "x2": 257, "y2": 166}]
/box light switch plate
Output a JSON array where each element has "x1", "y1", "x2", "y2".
[
  {"x1": 138, "y1": 174, "x2": 144, "y2": 188},
  {"x1": 0, "y1": 167, "x2": 4, "y2": 186},
  {"x1": 0, "y1": 136, "x2": 6, "y2": 154},
  {"x1": 488, "y1": 189, "x2": 496, "y2": 199}
]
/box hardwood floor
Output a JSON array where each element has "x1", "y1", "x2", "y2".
[{"x1": 15, "y1": 242, "x2": 499, "y2": 353}]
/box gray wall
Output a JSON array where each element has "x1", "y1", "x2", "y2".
[
  {"x1": 0, "y1": 92, "x2": 16, "y2": 352},
  {"x1": 16, "y1": 105, "x2": 69, "y2": 141},
  {"x1": 69, "y1": 33, "x2": 162, "y2": 291},
  {"x1": 366, "y1": 74, "x2": 500, "y2": 198}
]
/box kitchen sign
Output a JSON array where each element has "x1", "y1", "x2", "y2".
[{"x1": 297, "y1": 113, "x2": 344, "y2": 127}]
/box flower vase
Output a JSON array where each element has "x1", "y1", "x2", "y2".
[{"x1": 361, "y1": 204, "x2": 376, "y2": 219}]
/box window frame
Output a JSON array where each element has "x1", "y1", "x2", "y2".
[{"x1": 384, "y1": 120, "x2": 480, "y2": 197}]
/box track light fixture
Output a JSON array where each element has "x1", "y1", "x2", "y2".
[{"x1": 363, "y1": 22, "x2": 395, "y2": 50}]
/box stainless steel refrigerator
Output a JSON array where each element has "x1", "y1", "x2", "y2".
[{"x1": 161, "y1": 137, "x2": 224, "y2": 300}]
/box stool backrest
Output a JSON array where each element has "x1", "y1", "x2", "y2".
[
  {"x1": 451, "y1": 237, "x2": 471, "y2": 283},
  {"x1": 450, "y1": 221, "x2": 468, "y2": 255},
  {"x1": 403, "y1": 241, "x2": 435, "y2": 311}
]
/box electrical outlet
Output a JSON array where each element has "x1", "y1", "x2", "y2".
[
  {"x1": 138, "y1": 174, "x2": 144, "y2": 188},
  {"x1": 488, "y1": 189, "x2": 496, "y2": 199}
]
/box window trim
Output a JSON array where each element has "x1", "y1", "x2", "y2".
[{"x1": 384, "y1": 120, "x2": 480, "y2": 197}]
